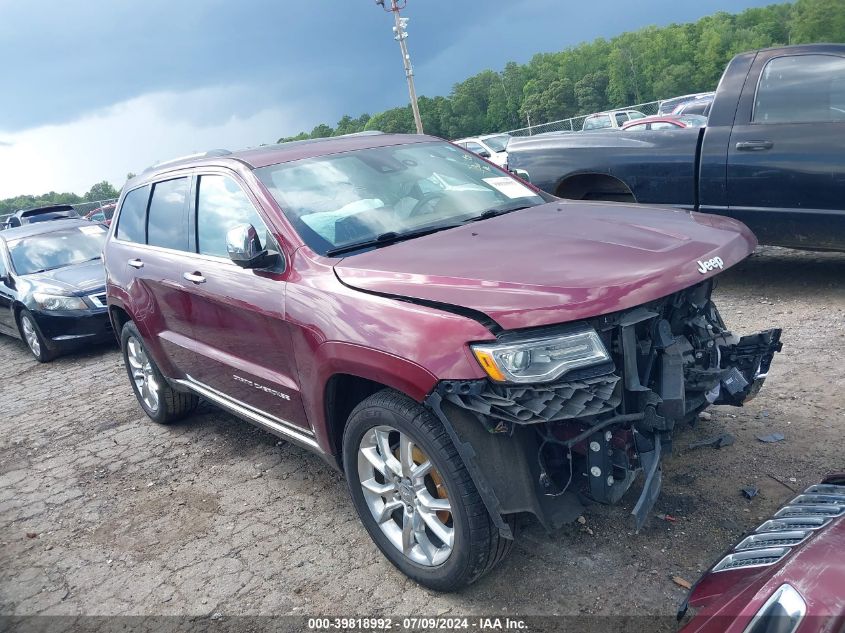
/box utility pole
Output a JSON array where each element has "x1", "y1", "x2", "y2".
[{"x1": 377, "y1": 0, "x2": 424, "y2": 134}]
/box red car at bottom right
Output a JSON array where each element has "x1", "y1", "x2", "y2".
[{"x1": 680, "y1": 474, "x2": 845, "y2": 633}]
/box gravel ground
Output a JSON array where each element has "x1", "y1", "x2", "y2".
[{"x1": 1, "y1": 246, "x2": 843, "y2": 626}]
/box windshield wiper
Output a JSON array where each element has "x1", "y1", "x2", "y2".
[
  {"x1": 325, "y1": 223, "x2": 461, "y2": 257},
  {"x1": 464, "y1": 204, "x2": 532, "y2": 224}
]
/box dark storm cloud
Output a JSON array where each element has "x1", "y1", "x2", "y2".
[{"x1": 0, "y1": 0, "x2": 773, "y2": 133}]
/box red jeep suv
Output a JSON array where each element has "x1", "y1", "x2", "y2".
[{"x1": 104, "y1": 133, "x2": 781, "y2": 590}]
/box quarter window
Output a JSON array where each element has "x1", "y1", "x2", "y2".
[
  {"x1": 196, "y1": 175, "x2": 269, "y2": 258},
  {"x1": 115, "y1": 185, "x2": 150, "y2": 243},
  {"x1": 147, "y1": 178, "x2": 190, "y2": 251},
  {"x1": 754, "y1": 54, "x2": 845, "y2": 123}
]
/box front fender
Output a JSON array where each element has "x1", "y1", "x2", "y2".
[{"x1": 304, "y1": 341, "x2": 439, "y2": 455}]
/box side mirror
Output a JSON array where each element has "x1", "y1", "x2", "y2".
[
  {"x1": 226, "y1": 224, "x2": 278, "y2": 269},
  {"x1": 510, "y1": 168, "x2": 531, "y2": 183},
  {"x1": 477, "y1": 150, "x2": 491, "y2": 159}
]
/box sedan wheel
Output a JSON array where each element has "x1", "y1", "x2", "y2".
[{"x1": 18, "y1": 311, "x2": 55, "y2": 362}]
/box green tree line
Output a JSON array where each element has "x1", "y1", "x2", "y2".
[
  {"x1": 278, "y1": 0, "x2": 844, "y2": 142},
  {"x1": 0, "y1": 181, "x2": 120, "y2": 216}
]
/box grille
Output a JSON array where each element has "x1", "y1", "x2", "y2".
[
  {"x1": 775, "y1": 504, "x2": 845, "y2": 518},
  {"x1": 88, "y1": 292, "x2": 108, "y2": 308},
  {"x1": 711, "y1": 483, "x2": 842, "y2": 574},
  {"x1": 735, "y1": 530, "x2": 809, "y2": 550},
  {"x1": 788, "y1": 493, "x2": 845, "y2": 506},
  {"x1": 756, "y1": 516, "x2": 830, "y2": 532},
  {"x1": 805, "y1": 483, "x2": 845, "y2": 496},
  {"x1": 444, "y1": 373, "x2": 621, "y2": 424},
  {"x1": 712, "y1": 548, "x2": 789, "y2": 572}
]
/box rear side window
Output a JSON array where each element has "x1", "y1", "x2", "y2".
[
  {"x1": 754, "y1": 54, "x2": 845, "y2": 123},
  {"x1": 196, "y1": 175, "x2": 269, "y2": 258},
  {"x1": 147, "y1": 178, "x2": 190, "y2": 251},
  {"x1": 116, "y1": 185, "x2": 150, "y2": 243}
]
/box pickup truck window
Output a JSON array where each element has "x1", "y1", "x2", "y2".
[
  {"x1": 754, "y1": 54, "x2": 845, "y2": 124},
  {"x1": 583, "y1": 115, "x2": 611, "y2": 130}
]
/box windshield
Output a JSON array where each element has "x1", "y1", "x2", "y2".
[
  {"x1": 8, "y1": 224, "x2": 107, "y2": 274},
  {"x1": 255, "y1": 141, "x2": 547, "y2": 256},
  {"x1": 481, "y1": 135, "x2": 510, "y2": 152}
]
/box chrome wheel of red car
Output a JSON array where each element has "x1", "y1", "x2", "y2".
[
  {"x1": 357, "y1": 425, "x2": 454, "y2": 566},
  {"x1": 126, "y1": 335, "x2": 160, "y2": 413},
  {"x1": 343, "y1": 389, "x2": 514, "y2": 591},
  {"x1": 120, "y1": 321, "x2": 198, "y2": 424}
]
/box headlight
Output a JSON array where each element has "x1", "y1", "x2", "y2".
[
  {"x1": 471, "y1": 327, "x2": 610, "y2": 383},
  {"x1": 743, "y1": 584, "x2": 806, "y2": 633},
  {"x1": 32, "y1": 293, "x2": 88, "y2": 311}
]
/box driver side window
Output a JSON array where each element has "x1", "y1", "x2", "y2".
[{"x1": 196, "y1": 175, "x2": 270, "y2": 258}]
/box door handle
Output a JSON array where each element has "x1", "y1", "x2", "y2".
[
  {"x1": 735, "y1": 140, "x2": 773, "y2": 151},
  {"x1": 183, "y1": 272, "x2": 206, "y2": 284},
  {"x1": 128, "y1": 258, "x2": 144, "y2": 269}
]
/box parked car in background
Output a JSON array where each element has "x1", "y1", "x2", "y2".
[
  {"x1": 658, "y1": 91, "x2": 715, "y2": 116},
  {"x1": 620, "y1": 114, "x2": 708, "y2": 131},
  {"x1": 507, "y1": 44, "x2": 845, "y2": 251},
  {"x1": 680, "y1": 474, "x2": 845, "y2": 633},
  {"x1": 2, "y1": 204, "x2": 80, "y2": 229},
  {"x1": 0, "y1": 219, "x2": 111, "y2": 362},
  {"x1": 672, "y1": 93, "x2": 715, "y2": 117},
  {"x1": 581, "y1": 109, "x2": 646, "y2": 131},
  {"x1": 453, "y1": 133, "x2": 510, "y2": 168},
  {"x1": 85, "y1": 202, "x2": 116, "y2": 226},
  {"x1": 104, "y1": 133, "x2": 780, "y2": 590}
]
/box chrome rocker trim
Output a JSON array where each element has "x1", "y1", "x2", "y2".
[{"x1": 174, "y1": 376, "x2": 320, "y2": 451}]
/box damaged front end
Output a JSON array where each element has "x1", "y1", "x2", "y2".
[{"x1": 425, "y1": 280, "x2": 782, "y2": 534}]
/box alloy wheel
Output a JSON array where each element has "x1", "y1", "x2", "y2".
[
  {"x1": 126, "y1": 335, "x2": 160, "y2": 413},
  {"x1": 21, "y1": 315, "x2": 41, "y2": 356},
  {"x1": 357, "y1": 425, "x2": 453, "y2": 566}
]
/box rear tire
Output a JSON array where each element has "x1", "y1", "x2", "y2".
[
  {"x1": 342, "y1": 388, "x2": 515, "y2": 591},
  {"x1": 121, "y1": 321, "x2": 197, "y2": 424},
  {"x1": 18, "y1": 310, "x2": 55, "y2": 363}
]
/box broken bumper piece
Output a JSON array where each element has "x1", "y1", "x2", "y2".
[{"x1": 429, "y1": 281, "x2": 783, "y2": 533}]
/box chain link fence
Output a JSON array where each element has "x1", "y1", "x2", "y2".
[
  {"x1": 505, "y1": 100, "x2": 661, "y2": 137},
  {"x1": 72, "y1": 198, "x2": 118, "y2": 218}
]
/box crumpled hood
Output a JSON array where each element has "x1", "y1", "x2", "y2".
[{"x1": 334, "y1": 201, "x2": 756, "y2": 330}]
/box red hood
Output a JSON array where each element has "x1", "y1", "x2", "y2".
[{"x1": 334, "y1": 201, "x2": 757, "y2": 330}]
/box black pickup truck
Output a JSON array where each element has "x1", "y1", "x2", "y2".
[{"x1": 507, "y1": 44, "x2": 845, "y2": 251}]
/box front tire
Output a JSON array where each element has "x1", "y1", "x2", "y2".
[
  {"x1": 342, "y1": 389, "x2": 514, "y2": 591},
  {"x1": 121, "y1": 321, "x2": 197, "y2": 424},
  {"x1": 18, "y1": 310, "x2": 55, "y2": 362}
]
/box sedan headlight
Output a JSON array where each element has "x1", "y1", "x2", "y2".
[
  {"x1": 743, "y1": 584, "x2": 806, "y2": 633},
  {"x1": 32, "y1": 292, "x2": 88, "y2": 311},
  {"x1": 471, "y1": 327, "x2": 610, "y2": 383}
]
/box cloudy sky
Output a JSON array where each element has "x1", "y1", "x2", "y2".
[{"x1": 0, "y1": 0, "x2": 773, "y2": 198}]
